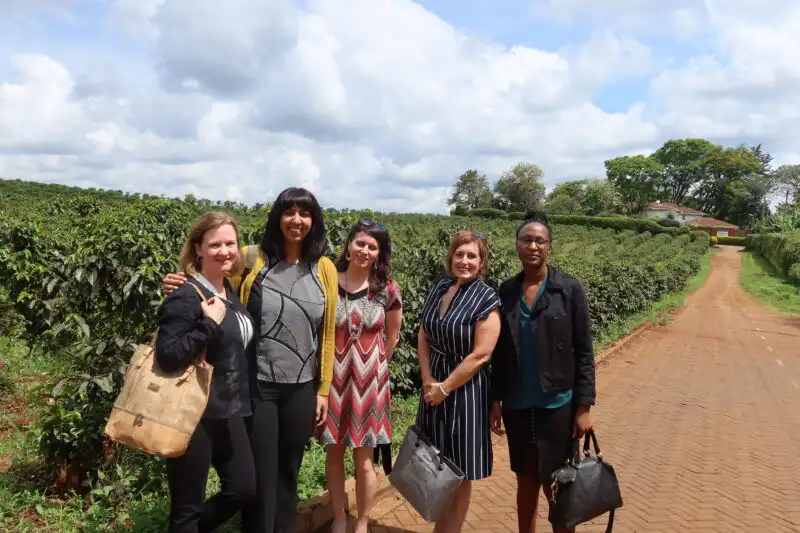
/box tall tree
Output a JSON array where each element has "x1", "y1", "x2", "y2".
[
  {"x1": 693, "y1": 145, "x2": 763, "y2": 224},
  {"x1": 448, "y1": 169, "x2": 493, "y2": 210},
  {"x1": 582, "y1": 178, "x2": 624, "y2": 216},
  {"x1": 773, "y1": 164, "x2": 800, "y2": 205},
  {"x1": 546, "y1": 194, "x2": 583, "y2": 214},
  {"x1": 749, "y1": 143, "x2": 774, "y2": 176},
  {"x1": 604, "y1": 155, "x2": 662, "y2": 214},
  {"x1": 652, "y1": 138, "x2": 718, "y2": 205},
  {"x1": 548, "y1": 179, "x2": 587, "y2": 203},
  {"x1": 493, "y1": 162, "x2": 546, "y2": 212}
]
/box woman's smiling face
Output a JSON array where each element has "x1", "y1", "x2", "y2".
[
  {"x1": 280, "y1": 204, "x2": 313, "y2": 244},
  {"x1": 451, "y1": 241, "x2": 483, "y2": 282}
]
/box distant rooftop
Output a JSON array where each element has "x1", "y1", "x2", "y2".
[
  {"x1": 688, "y1": 217, "x2": 738, "y2": 229},
  {"x1": 647, "y1": 202, "x2": 705, "y2": 215}
]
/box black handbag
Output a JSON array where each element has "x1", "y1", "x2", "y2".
[{"x1": 548, "y1": 430, "x2": 623, "y2": 532}]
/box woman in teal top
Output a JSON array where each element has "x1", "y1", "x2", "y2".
[{"x1": 489, "y1": 212, "x2": 596, "y2": 533}]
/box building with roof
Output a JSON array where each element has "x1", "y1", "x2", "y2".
[
  {"x1": 687, "y1": 217, "x2": 739, "y2": 237},
  {"x1": 643, "y1": 202, "x2": 706, "y2": 223}
]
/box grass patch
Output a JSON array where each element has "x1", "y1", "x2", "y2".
[
  {"x1": 594, "y1": 247, "x2": 719, "y2": 351},
  {"x1": 740, "y1": 251, "x2": 800, "y2": 316},
  {"x1": 0, "y1": 336, "x2": 421, "y2": 531}
]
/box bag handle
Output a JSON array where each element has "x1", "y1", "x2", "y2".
[
  {"x1": 581, "y1": 430, "x2": 602, "y2": 459},
  {"x1": 413, "y1": 395, "x2": 456, "y2": 463},
  {"x1": 567, "y1": 430, "x2": 603, "y2": 466},
  {"x1": 186, "y1": 281, "x2": 208, "y2": 302},
  {"x1": 185, "y1": 281, "x2": 209, "y2": 365}
]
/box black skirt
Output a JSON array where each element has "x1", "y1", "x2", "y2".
[{"x1": 502, "y1": 403, "x2": 575, "y2": 484}]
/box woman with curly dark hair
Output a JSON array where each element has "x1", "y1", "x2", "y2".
[{"x1": 317, "y1": 219, "x2": 403, "y2": 533}]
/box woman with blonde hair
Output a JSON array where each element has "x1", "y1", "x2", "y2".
[
  {"x1": 162, "y1": 187, "x2": 338, "y2": 533},
  {"x1": 415, "y1": 231, "x2": 502, "y2": 533},
  {"x1": 156, "y1": 211, "x2": 255, "y2": 532}
]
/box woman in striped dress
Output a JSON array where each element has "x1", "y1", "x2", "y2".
[{"x1": 416, "y1": 231, "x2": 502, "y2": 533}]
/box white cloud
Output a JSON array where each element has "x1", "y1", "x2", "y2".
[{"x1": 1, "y1": 0, "x2": 799, "y2": 213}]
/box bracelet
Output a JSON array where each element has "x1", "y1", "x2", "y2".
[{"x1": 438, "y1": 383, "x2": 449, "y2": 397}]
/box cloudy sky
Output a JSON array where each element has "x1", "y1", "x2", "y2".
[{"x1": 1, "y1": 0, "x2": 798, "y2": 213}]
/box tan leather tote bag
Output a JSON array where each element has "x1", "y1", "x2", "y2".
[{"x1": 105, "y1": 283, "x2": 217, "y2": 458}]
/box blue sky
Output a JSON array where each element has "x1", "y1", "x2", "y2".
[{"x1": 0, "y1": 0, "x2": 797, "y2": 212}]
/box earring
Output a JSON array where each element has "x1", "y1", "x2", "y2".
[{"x1": 346, "y1": 252, "x2": 351, "y2": 260}]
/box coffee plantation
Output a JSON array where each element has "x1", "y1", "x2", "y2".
[{"x1": 0, "y1": 179, "x2": 709, "y2": 529}]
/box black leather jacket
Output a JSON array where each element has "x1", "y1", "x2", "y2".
[{"x1": 490, "y1": 265, "x2": 596, "y2": 407}]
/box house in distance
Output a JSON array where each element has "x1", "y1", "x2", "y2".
[{"x1": 644, "y1": 202, "x2": 739, "y2": 237}]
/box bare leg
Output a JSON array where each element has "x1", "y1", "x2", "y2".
[
  {"x1": 516, "y1": 474, "x2": 541, "y2": 533},
  {"x1": 433, "y1": 480, "x2": 472, "y2": 533},
  {"x1": 353, "y1": 447, "x2": 377, "y2": 533},
  {"x1": 326, "y1": 444, "x2": 348, "y2": 533}
]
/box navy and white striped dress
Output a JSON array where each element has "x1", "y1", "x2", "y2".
[{"x1": 417, "y1": 276, "x2": 502, "y2": 480}]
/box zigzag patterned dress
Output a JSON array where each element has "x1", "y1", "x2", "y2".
[{"x1": 318, "y1": 280, "x2": 402, "y2": 448}]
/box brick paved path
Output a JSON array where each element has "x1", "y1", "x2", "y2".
[{"x1": 332, "y1": 247, "x2": 800, "y2": 532}]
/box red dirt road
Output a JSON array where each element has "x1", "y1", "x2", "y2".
[{"x1": 365, "y1": 246, "x2": 800, "y2": 532}]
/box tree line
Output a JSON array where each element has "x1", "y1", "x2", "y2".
[{"x1": 448, "y1": 138, "x2": 800, "y2": 228}]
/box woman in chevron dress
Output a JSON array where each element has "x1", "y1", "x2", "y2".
[{"x1": 318, "y1": 219, "x2": 402, "y2": 533}]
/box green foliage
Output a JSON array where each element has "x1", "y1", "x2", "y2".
[
  {"x1": 492, "y1": 162, "x2": 546, "y2": 212},
  {"x1": 469, "y1": 208, "x2": 508, "y2": 219},
  {"x1": 740, "y1": 251, "x2": 800, "y2": 315},
  {"x1": 546, "y1": 194, "x2": 583, "y2": 215},
  {"x1": 0, "y1": 178, "x2": 708, "y2": 516},
  {"x1": 710, "y1": 236, "x2": 718, "y2": 246},
  {"x1": 546, "y1": 214, "x2": 690, "y2": 236},
  {"x1": 746, "y1": 231, "x2": 800, "y2": 285},
  {"x1": 447, "y1": 169, "x2": 492, "y2": 210},
  {"x1": 715, "y1": 236, "x2": 746, "y2": 246},
  {"x1": 657, "y1": 217, "x2": 682, "y2": 228},
  {"x1": 604, "y1": 140, "x2": 773, "y2": 226},
  {"x1": 754, "y1": 203, "x2": 800, "y2": 233},
  {"x1": 604, "y1": 154, "x2": 663, "y2": 214},
  {"x1": 773, "y1": 164, "x2": 800, "y2": 205}
]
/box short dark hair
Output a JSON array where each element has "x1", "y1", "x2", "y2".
[
  {"x1": 516, "y1": 210, "x2": 553, "y2": 241},
  {"x1": 335, "y1": 220, "x2": 392, "y2": 293},
  {"x1": 261, "y1": 187, "x2": 328, "y2": 263}
]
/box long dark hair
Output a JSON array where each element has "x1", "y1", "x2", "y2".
[
  {"x1": 260, "y1": 187, "x2": 327, "y2": 264},
  {"x1": 335, "y1": 220, "x2": 392, "y2": 293}
]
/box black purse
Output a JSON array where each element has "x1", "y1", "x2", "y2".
[{"x1": 548, "y1": 430, "x2": 623, "y2": 532}]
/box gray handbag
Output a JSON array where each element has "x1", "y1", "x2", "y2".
[{"x1": 388, "y1": 411, "x2": 464, "y2": 522}]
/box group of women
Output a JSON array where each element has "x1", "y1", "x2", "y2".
[{"x1": 155, "y1": 186, "x2": 597, "y2": 533}]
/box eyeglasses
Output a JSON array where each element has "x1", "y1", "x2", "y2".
[
  {"x1": 517, "y1": 236, "x2": 550, "y2": 247},
  {"x1": 359, "y1": 218, "x2": 388, "y2": 233},
  {"x1": 472, "y1": 231, "x2": 486, "y2": 241}
]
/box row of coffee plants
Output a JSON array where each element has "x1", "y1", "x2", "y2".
[{"x1": 0, "y1": 179, "x2": 709, "y2": 506}]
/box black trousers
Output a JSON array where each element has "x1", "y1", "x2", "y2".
[
  {"x1": 166, "y1": 417, "x2": 256, "y2": 533},
  {"x1": 241, "y1": 381, "x2": 316, "y2": 533}
]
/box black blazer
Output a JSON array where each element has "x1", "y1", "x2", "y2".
[
  {"x1": 155, "y1": 278, "x2": 252, "y2": 419},
  {"x1": 490, "y1": 265, "x2": 596, "y2": 407}
]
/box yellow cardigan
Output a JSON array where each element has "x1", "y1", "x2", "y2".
[{"x1": 229, "y1": 245, "x2": 338, "y2": 397}]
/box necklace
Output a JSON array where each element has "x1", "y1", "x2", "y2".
[{"x1": 344, "y1": 271, "x2": 364, "y2": 342}]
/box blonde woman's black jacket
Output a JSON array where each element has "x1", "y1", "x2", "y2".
[
  {"x1": 155, "y1": 279, "x2": 252, "y2": 419},
  {"x1": 489, "y1": 265, "x2": 596, "y2": 407}
]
